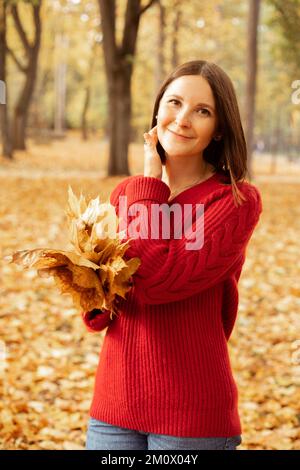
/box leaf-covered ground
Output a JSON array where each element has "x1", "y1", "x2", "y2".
[{"x1": 0, "y1": 134, "x2": 300, "y2": 450}]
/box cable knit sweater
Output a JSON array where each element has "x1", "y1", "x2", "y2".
[{"x1": 81, "y1": 171, "x2": 262, "y2": 438}]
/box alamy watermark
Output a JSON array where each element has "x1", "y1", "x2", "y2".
[
  {"x1": 291, "y1": 340, "x2": 300, "y2": 365},
  {"x1": 99, "y1": 196, "x2": 205, "y2": 250},
  {"x1": 0, "y1": 340, "x2": 7, "y2": 374},
  {"x1": 0, "y1": 80, "x2": 6, "y2": 105},
  {"x1": 291, "y1": 80, "x2": 300, "y2": 105}
]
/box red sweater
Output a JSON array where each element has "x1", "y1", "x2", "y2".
[{"x1": 82, "y1": 171, "x2": 262, "y2": 438}]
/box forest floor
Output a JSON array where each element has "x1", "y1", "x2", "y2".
[{"x1": 0, "y1": 131, "x2": 300, "y2": 450}]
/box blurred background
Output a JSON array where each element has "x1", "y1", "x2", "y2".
[{"x1": 0, "y1": 0, "x2": 299, "y2": 450}]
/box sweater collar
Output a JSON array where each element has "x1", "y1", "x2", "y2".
[{"x1": 168, "y1": 170, "x2": 227, "y2": 203}]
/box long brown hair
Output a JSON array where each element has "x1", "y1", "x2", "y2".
[{"x1": 150, "y1": 60, "x2": 248, "y2": 206}]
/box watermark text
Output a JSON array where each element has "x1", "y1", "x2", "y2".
[
  {"x1": 0, "y1": 80, "x2": 6, "y2": 105},
  {"x1": 291, "y1": 80, "x2": 300, "y2": 104}
]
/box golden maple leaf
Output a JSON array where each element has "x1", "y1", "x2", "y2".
[{"x1": 5, "y1": 187, "x2": 141, "y2": 320}]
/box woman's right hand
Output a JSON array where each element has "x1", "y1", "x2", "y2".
[{"x1": 143, "y1": 125, "x2": 162, "y2": 180}]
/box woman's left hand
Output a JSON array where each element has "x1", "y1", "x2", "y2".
[{"x1": 143, "y1": 125, "x2": 162, "y2": 180}]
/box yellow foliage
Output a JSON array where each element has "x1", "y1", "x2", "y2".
[{"x1": 6, "y1": 187, "x2": 141, "y2": 318}]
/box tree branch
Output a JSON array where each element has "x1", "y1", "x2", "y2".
[
  {"x1": 98, "y1": 0, "x2": 117, "y2": 73},
  {"x1": 139, "y1": 0, "x2": 158, "y2": 16},
  {"x1": 6, "y1": 45, "x2": 28, "y2": 73},
  {"x1": 10, "y1": 4, "x2": 31, "y2": 52},
  {"x1": 32, "y1": 0, "x2": 42, "y2": 48}
]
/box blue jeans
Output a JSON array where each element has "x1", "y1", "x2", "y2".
[{"x1": 85, "y1": 417, "x2": 242, "y2": 450}]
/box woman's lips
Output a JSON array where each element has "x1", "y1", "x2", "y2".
[{"x1": 167, "y1": 129, "x2": 193, "y2": 140}]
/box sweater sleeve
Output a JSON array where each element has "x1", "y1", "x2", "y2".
[
  {"x1": 114, "y1": 176, "x2": 262, "y2": 305},
  {"x1": 81, "y1": 309, "x2": 112, "y2": 332}
]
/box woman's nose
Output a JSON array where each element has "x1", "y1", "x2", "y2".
[{"x1": 175, "y1": 109, "x2": 191, "y2": 126}]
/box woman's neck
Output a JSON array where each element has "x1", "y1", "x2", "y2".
[{"x1": 161, "y1": 157, "x2": 215, "y2": 192}]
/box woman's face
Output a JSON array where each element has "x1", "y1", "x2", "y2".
[{"x1": 157, "y1": 75, "x2": 218, "y2": 159}]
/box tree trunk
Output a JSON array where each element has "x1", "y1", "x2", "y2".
[
  {"x1": 81, "y1": 85, "x2": 91, "y2": 141},
  {"x1": 270, "y1": 107, "x2": 282, "y2": 174},
  {"x1": 81, "y1": 41, "x2": 98, "y2": 141},
  {"x1": 98, "y1": 0, "x2": 158, "y2": 176},
  {"x1": 154, "y1": 0, "x2": 166, "y2": 94},
  {"x1": 107, "y1": 66, "x2": 132, "y2": 174},
  {"x1": 13, "y1": 52, "x2": 38, "y2": 149},
  {"x1": 54, "y1": 33, "x2": 68, "y2": 137},
  {"x1": 9, "y1": 1, "x2": 42, "y2": 150},
  {"x1": 245, "y1": 0, "x2": 261, "y2": 180},
  {"x1": 0, "y1": 0, "x2": 13, "y2": 158},
  {"x1": 171, "y1": 0, "x2": 181, "y2": 69}
]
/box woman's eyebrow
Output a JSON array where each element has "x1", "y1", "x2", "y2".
[{"x1": 165, "y1": 94, "x2": 215, "y2": 111}]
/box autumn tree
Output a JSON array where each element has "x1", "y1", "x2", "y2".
[
  {"x1": 154, "y1": 0, "x2": 166, "y2": 93},
  {"x1": 81, "y1": 38, "x2": 101, "y2": 141},
  {"x1": 245, "y1": 0, "x2": 261, "y2": 180},
  {"x1": 154, "y1": 0, "x2": 182, "y2": 90},
  {"x1": 98, "y1": 0, "x2": 158, "y2": 176},
  {"x1": 268, "y1": 0, "x2": 300, "y2": 70},
  {"x1": 170, "y1": 0, "x2": 181, "y2": 69},
  {"x1": 7, "y1": 0, "x2": 42, "y2": 150},
  {"x1": 54, "y1": 32, "x2": 68, "y2": 137}
]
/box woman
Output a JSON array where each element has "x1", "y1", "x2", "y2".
[{"x1": 82, "y1": 60, "x2": 263, "y2": 450}]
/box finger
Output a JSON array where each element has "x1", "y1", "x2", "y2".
[
  {"x1": 144, "y1": 131, "x2": 158, "y2": 149},
  {"x1": 143, "y1": 133, "x2": 153, "y2": 143},
  {"x1": 145, "y1": 130, "x2": 157, "y2": 142}
]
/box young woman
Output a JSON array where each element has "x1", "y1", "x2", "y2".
[{"x1": 82, "y1": 60, "x2": 263, "y2": 450}]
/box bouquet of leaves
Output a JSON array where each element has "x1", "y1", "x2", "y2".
[{"x1": 5, "y1": 187, "x2": 141, "y2": 320}]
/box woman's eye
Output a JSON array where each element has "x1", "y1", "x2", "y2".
[
  {"x1": 168, "y1": 100, "x2": 210, "y2": 116},
  {"x1": 198, "y1": 108, "x2": 210, "y2": 116}
]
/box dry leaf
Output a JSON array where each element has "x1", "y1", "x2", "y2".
[{"x1": 6, "y1": 186, "x2": 141, "y2": 317}]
